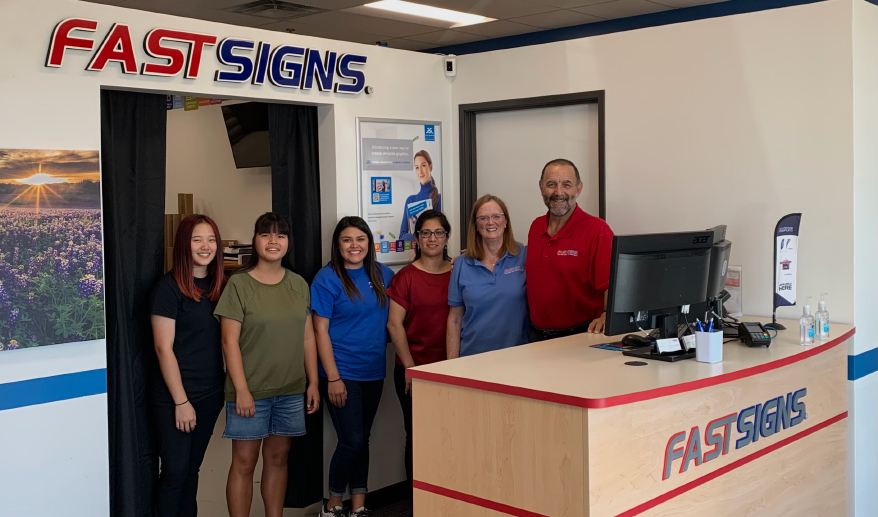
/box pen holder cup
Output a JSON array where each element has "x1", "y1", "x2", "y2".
[{"x1": 695, "y1": 331, "x2": 723, "y2": 364}]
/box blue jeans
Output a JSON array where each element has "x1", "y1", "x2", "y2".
[{"x1": 319, "y1": 377, "x2": 384, "y2": 497}]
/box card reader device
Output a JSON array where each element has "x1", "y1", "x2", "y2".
[{"x1": 739, "y1": 322, "x2": 771, "y2": 347}]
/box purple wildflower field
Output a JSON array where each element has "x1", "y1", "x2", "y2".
[{"x1": 0, "y1": 209, "x2": 104, "y2": 351}]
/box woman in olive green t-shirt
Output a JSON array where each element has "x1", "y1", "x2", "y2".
[{"x1": 214, "y1": 212, "x2": 319, "y2": 517}]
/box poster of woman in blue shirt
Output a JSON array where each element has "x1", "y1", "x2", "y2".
[{"x1": 399, "y1": 150, "x2": 441, "y2": 241}]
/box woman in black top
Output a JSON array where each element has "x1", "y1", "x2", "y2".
[{"x1": 150, "y1": 214, "x2": 227, "y2": 517}]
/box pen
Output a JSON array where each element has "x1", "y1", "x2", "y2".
[
  {"x1": 696, "y1": 320, "x2": 705, "y2": 332},
  {"x1": 707, "y1": 320, "x2": 714, "y2": 333}
]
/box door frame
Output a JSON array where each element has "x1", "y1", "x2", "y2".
[{"x1": 458, "y1": 90, "x2": 606, "y2": 243}]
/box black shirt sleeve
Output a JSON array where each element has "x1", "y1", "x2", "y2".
[{"x1": 150, "y1": 274, "x2": 181, "y2": 320}]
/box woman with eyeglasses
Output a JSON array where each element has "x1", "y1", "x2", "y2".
[
  {"x1": 447, "y1": 195, "x2": 528, "y2": 358},
  {"x1": 385, "y1": 209, "x2": 452, "y2": 487}
]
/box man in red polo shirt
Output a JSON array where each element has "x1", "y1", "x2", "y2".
[{"x1": 527, "y1": 158, "x2": 614, "y2": 342}]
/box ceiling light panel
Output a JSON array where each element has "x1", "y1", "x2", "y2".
[{"x1": 363, "y1": 0, "x2": 495, "y2": 28}]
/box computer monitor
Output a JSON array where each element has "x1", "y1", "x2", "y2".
[{"x1": 604, "y1": 230, "x2": 714, "y2": 337}]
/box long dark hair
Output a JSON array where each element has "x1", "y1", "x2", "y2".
[
  {"x1": 172, "y1": 214, "x2": 225, "y2": 301},
  {"x1": 414, "y1": 150, "x2": 439, "y2": 209},
  {"x1": 414, "y1": 209, "x2": 451, "y2": 261},
  {"x1": 240, "y1": 212, "x2": 294, "y2": 273},
  {"x1": 330, "y1": 216, "x2": 388, "y2": 307}
]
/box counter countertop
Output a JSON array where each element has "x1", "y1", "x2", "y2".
[{"x1": 408, "y1": 318, "x2": 854, "y2": 408}]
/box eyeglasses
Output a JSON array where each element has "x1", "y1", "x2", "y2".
[
  {"x1": 417, "y1": 229, "x2": 448, "y2": 239},
  {"x1": 475, "y1": 214, "x2": 506, "y2": 224}
]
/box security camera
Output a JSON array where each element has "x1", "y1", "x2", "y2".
[{"x1": 444, "y1": 54, "x2": 456, "y2": 77}]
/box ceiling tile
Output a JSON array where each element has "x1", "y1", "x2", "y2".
[
  {"x1": 383, "y1": 38, "x2": 436, "y2": 51},
  {"x1": 186, "y1": 8, "x2": 282, "y2": 27},
  {"x1": 650, "y1": 0, "x2": 729, "y2": 8},
  {"x1": 93, "y1": 0, "x2": 200, "y2": 18},
  {"x1": 521, "y1": 0, "x2": 616, "y2": 8},
  {"x1": 510, "y1": 9, "x2": 603, "y2": 29},
  {"x1": 455, "y1": 19, "x2": 542, "y2": 38},
  {"x1": 162, "y1": 0, "x2": 253, "y2": 9},
  {"x1": 406, "y1": 29, "x2": 489, "y2": 45},
  {"x1": 573, "y1": 0, "x2": 670, "y2": 19},
  {"x1": 417, "y1": 0, "x2": 557, "y2": 19},
  {"x1": 258, "y1": 19, "x2": 388, "y2": 44},
  {"x1": 278, "y1": 0, "x2": 369, "y2": 7},
  {"x1": 293, "y1": 10, "x2": 440, "y2": 38}
]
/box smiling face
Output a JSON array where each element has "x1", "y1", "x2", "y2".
[
  {"x1": 417, "y1": 218, "x2": 448, "y2": 259},
  {"x1": 190, "y1": 222, "x2": 217, "y2": 268},
  {"x1": 540, "y1": 163, "x2": 583, "y2": 217},
  {"x1": 254, "y1": 230, "x2": 288, "y2": 264},
  {"x1": 475, "y1": 200, "x2": 506, "y2": 242},
  {"x1": 339, "y1": 226, "x2": 370, "y2": 268},
  {"x1": 414, "y1": 155, "x2": 432, "y2": 185}
]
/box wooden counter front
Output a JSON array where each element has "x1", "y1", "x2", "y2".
[{"x1": 409, "y1": 320, "x2": 853, "y2": 517}]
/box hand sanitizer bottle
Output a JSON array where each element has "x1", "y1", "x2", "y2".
[
  {"x1": 815, "y1": 293, "x2": 830, "y2": 341},
  {"x1": 799, "y1": 297, "x2": 815, "y2": 345}
]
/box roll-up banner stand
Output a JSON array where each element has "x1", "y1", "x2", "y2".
[{"x1": 772, "y1": 213, "x2": 802, "y2": 330}]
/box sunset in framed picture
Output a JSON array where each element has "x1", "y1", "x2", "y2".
[{"x1": 0, "y1": 149, "x2": 104, "y2": 352}]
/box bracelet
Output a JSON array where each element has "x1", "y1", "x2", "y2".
[
  {"x1": 328, "y1": 378, "x2": 342, "y2": 383},
  {"x1": 175, "y1": 399, "x2": 189, "y2": 406}
]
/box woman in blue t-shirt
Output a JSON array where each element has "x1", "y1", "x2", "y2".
[
  {"x1": 399, "y1": 150, "x2": 441, "y2": 240},
  {"x1": 311, "y1": 216, "x2": 394, "y2": 517}
]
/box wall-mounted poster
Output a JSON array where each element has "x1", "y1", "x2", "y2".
[
  {"x1": 358, "y1": 118, "x2": 442, "y2": 265},
  {"x1": 0, "y1": 149, "x2": 104, "y2": 352}
]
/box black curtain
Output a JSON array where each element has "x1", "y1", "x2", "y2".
[
  {"x1": 102, "y1": 89, "x2": 167, "y2": 517},
  {"x1": 267, "y1": 103, "x2": 324, "y2": 507}
]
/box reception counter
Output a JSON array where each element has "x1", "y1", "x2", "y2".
[{"x1": 408, "y1": 319, "x2": 853, "y2": 517}]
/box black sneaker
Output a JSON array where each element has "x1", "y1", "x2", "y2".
[{"x1": 350, "y1": 507, "x2": 371, "y2": 517}]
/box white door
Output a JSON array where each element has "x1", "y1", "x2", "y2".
[{"x1": 475, "y1": 103, "x2": 600, "y2": 243}]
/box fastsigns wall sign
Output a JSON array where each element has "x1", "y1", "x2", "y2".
[{"x1": 46, "y1": 18, "x2": 368, "y2": 94}]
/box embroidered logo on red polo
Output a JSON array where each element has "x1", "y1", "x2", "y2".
[{"x1": 557, "y1": 250, "x2": 579, "y2": 256}]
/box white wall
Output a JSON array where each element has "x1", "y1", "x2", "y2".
[
  {"x1": 165, "y1": 103, "x2": 272, "y2": 243},
  {"x1": 0, "y1": 0, "x2": 452, "y2": 513},
  {"x1": 850, "y1": 1, "x2": 878, "y2": 515},
  {"x1": 453, "y1": 0, "x2": 855, "y2": 324}
]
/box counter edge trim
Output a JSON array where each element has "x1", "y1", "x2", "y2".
[{"x1": 407, "y1": 328, "x2": 855, "y2": 409}]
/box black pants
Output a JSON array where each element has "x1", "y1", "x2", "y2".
[
  {"x1": 528, "y1": 319, "x2": 593, "y2": 343},
  {"x1": 320, "y1": 377, "x2": 384, "y2": 497},
  {"x1": 152, "y1": 391, "x2": 224, "y2": 517},
  {"x1": 393, "y1": 365, "x2": 413, "y2": 484}
]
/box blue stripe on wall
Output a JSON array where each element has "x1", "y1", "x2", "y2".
[
  {"x1": 848, "y1": 349, "x2": 878, "y2": 381},
  {"x1": 0, "y1": 368, "x2": 107, "y2": 411},
  {"x1": 424, "y1": 0, "x2": 829, "y2": 56}
]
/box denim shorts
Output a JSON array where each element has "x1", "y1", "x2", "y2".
[{"x1": 223, "y1": 394, "x2": 306, "y2": 440}]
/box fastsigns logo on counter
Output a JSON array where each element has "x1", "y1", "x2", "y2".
[
  {"x1": 45, "y1": 18, "x2": 368, "y2": 94},
  {"x1": 662, "y1": 388, "x2": 807, "y2": 481}
]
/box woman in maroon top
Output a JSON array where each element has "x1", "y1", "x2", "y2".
[{"x1": 386, "y1": 209, "x2": 452, "y2": 486}]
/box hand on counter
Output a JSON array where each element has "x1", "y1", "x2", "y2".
[{"x1": 588, "y1": 312, "x2": 606, "y2": 334}]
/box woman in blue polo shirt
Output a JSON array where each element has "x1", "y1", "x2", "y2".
[
  {"x1": 311, "y1": 216, "x2": 394, "y2": 517},
  {"x1": 447, "y1": 194, "x2": 528, "y2": 357}
]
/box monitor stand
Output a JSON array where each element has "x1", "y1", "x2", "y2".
[
  {"x1": 622, "y1": 348, "x2": 696, "y2": 362},
  {"x1": 622, "y1": 313, "x2": 696, "y2": 362}
]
